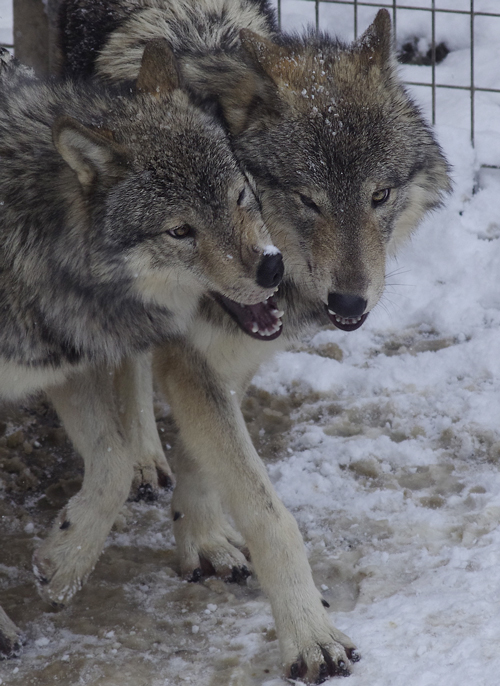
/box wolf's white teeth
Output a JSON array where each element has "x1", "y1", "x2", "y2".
[
  {"x1": 271, "y1": 309, "x2": 285, "y2": 318},
  {"x1": 256, "y1": 319, "x2": 282, "y2": 337},
  {"x1": 251, "y1": 323, "x2": 259, "y2": 333},
  {"x1": 328, "y1": 309, "x2": 362, "y2": 325}
]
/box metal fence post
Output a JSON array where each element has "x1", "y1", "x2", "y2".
[
  {"x1": 13, "y1": 0, "x2": 49, "y2": 75},
  {"x1": 470, "y1": 0, "x2": 475, "y2": 147}
]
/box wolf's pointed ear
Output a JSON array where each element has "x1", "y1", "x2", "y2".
[
  {"x1": 53, "y1": 115, "x2": 129, "y2": 189},
  {"x1": 137, "y1": 38, "x2": 180, "y2": 95},
  {"x1": 209, "y1": 30, "x2": 283, "y2": 134},
  {"x1": 182, "y1": 54, "x2": 280, "y2": 135},
  {"x1": 239, "y1": 29, "x2": 289, "y2": 79},
  {"x1": 357, "y1": 9, "x2": 393, "y2": 68}
]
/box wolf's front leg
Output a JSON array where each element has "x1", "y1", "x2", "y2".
[
  {"x1": 33, "y1": 365, "x2": 135, "y2": 607},
  {"x1": 156, "y1": 342, "x2": 358, "y2": 683},
  {"x1": 114, "y1": 352, "x2": 173, "y2": 501},
  {"x1": 170, "y1": 440, "x2": 250, "y2": 582}
]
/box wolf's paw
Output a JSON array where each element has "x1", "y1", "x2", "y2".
[
  {"x1": 284, "y1": 627, "x2": 358, "y2": 683},
  {"x1": 0, "y1": 608, "x2": 24, "y2": 660},
  {"x1": 0, "y1": 630, "x2": 23, "y2": 661},
  {"x1": 130, "y1": 453, "x2": 174, "y2": 502},
  {"x1": 175, "y1": 514, "x2": 251, "y2": 583},
  {"x1": 32, "y1": 509, "x2": 106, "y2": 608},
  {"x1": 33, "y1": 544, "x2": 89, "y2": 609}
]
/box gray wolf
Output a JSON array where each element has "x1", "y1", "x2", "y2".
[
  {"x1": 0, "y1": 42, "x2": 282, "y2": 659},
  {"x1": 57, "y1": 2, "x2": 451, "y2": 681}
]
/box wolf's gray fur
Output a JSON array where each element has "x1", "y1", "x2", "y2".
[
  {"x1": 59, "y1": 0, "x2": 276, "y2": 79},
  {"x1": 0, "y1": 43, "x2": 282, "y2": 659},
  {"x1": 0, "y1": 53, "x2": 280, "y2": 376},
  {"x1": 57, "y1": 1, "x2": 452, "y2": 680}
]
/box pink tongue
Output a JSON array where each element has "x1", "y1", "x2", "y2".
[
  {"x1": 212, "y1": 293, "x2": 283, "y2": 340},
  {"x1": 246, "y1": 301, "x2": 277, "y2": 330}
]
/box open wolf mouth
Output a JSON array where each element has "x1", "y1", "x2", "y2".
[
  {"x1": 214, "y1": 293, "x2": 284, "y2": 340},
  {"x1": 326, "y1": 307, "x2": 369, "y2": 332}
]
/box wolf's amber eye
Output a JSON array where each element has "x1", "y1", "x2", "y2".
[
  {"x1": 168, "y1": 224, "x2": 194, "y2": 239},
  {"x1": 299, "y1": 194, "x2": 320, "y2": 214},
  {"x1": 372, "y1": 188, "x2": 391, "y2": 206}
]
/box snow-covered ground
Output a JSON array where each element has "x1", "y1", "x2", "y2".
[{"x1": 2, "y1": 1, "x2": 500, "y2": 685}]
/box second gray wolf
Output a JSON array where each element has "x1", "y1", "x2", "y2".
[
  {"x1": 0, "y1": 42, "x2": 282, "y2": 659},
  {"x1": 57, "y1": 2, "x2": 452, "y2": 681}
]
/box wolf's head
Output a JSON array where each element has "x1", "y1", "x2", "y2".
[
  {"x1": 53, "y1": 40, "x2": 284, "y2": 340},
  {"x1": 184, "y1": 9, "x2": 451, "y2": 331}
]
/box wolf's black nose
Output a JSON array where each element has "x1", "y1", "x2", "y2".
[
  {"x1": 327, "y1": 293, "x2": 367, "y2": 317},
  {"x1": 256, "y1": 252, "x2": 284, "y2": 289}
]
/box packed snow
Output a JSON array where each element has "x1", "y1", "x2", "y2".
[{"x1": 1, "y1": 1, "x2": 500, "y2": 685}]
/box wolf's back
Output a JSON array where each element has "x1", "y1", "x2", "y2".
[{"x1": 60, "y1": 0, "x2": 276, "y2": 81}]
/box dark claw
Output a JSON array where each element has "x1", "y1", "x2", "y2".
[
  {"x1": 59, "y1": 520, "x2": 71, "y2": 530},
  {"x1": 317, "y1": 662, "x2": 329, "y2": 683},
  {"x1": 0, "y1": 636, "x2": 22, "y2": 660},
  {"x1": 228, "y1": 565, "x2": 251, "y2": 584},
  {"x1": 321, "y1": 598, "x2": 330, "y2": 608},
  {"x1": 199, "y1": 557, "x2": 216, "y2": 577},
  {"x1": 319, "y1": 648, "x2": 335, "y2": 682},
  {"x1": 188, "y1": 567, "x2": 202, "y2": 583},
  {"x1": 173, "y1": 511, "x2": 182, "y2": 522},
  {"x1": 157, "y1": 468, "x2": 173, "y2": 490},
  {"x1": 50, "y1": 600, "x2": 65, "y2": 611},
  {"x1": 134, "y1": 483, "x2": 157, "y2": 502},
  {"x1": 347, "y1": 648, "x2": 361, "y2": 663},
  {"x1": 289, "y1": 659, "x2": 307, "y2": 681},
  {"x1": 319, "y1": 647, "x2": 351, "y2": 679},
  {"x1": 336, "y1": 660, "x2": 351, "y2": 678},
  {"x1": 188, "y1": 557, "x2": 217, "y2": 580}
]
